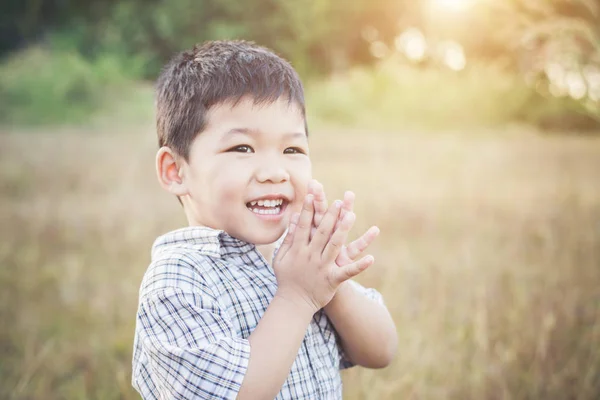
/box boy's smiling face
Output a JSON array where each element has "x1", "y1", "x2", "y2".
[{"x1": 175, "y1": 96, "x2": 311, "y2": 244}]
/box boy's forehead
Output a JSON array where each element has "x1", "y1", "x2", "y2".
[{"x1": 205, "y1": 96, "x2": 307, "y2": 136}]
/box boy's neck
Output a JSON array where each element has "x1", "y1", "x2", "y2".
[
  {"x1": 183, "y1": 221, "x2": 277, "y2": 264},
  {"x1": 256, "y1": 243, "x2": 276, "y2": 265}
]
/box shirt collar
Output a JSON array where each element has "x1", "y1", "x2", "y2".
[{"x1": 151, "y1": 226, "x2": 257, "y2": 259}]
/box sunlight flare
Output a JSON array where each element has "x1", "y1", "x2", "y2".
[{"x1": 430, "y1": 0, "x2": 473, "y2": 12}]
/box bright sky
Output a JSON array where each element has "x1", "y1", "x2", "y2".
[{"x1": 430, "y1": 0, "x2": 473, "y2": 12}]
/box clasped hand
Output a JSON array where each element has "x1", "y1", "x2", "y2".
[{"x1": 273, "y1": 180, "x2": 379, "y2": 314}]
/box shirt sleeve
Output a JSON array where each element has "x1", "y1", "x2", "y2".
[
  {"x1": 338, "y1": 280, "x2": 385, "y2": 370},
  {"x1": 133, "y1": 286, "x2": 250, "y2": 400}
]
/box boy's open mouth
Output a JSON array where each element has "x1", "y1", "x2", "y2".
[{"x1": 246, "y1": 197, "x2": 289, "y2": 216}]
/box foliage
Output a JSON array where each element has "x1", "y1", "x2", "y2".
[
  {"x1": 1, "y1": 0, "x2": 599, "y2": 127},
  {"x1": 490, "y1": 0, "x2": 600, "y2": 120},
  {"x1": 0, "y1": 46, "x2": 143, "y2": 126},
  {"x1": 307, "y1": 57, "x2": 596, "y2": 132},
  {"x1": 0, "y1": 47, "x2": 98, "y2": 125},
  {"x1": 1, "y1": 0, "x2": 390, "y2": 77}
]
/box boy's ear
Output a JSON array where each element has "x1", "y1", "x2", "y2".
[{"x1": 156, "y1": 147, "x2": 188, "y2": 196}]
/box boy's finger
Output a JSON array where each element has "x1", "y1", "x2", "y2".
[
  {"x1": 342, "y1": 191, "x2": 355, "y2": 213},
  {"x1": 322, "y1": 211, "x2": 356, "y2": 262},
  {"x1": 313, "y1": 181, "x2": 328, "y2": 226},
  {"x1": 310, "y1": 200, "x2": 342, "y2": 252},
  {"x1": 294, "y1": 194, "x2": 314, "y2": 245},
  {"x1": 345, "y1": 226, "x2": 380, "y2": 260},
  {"x1": 307, "y1": 179, "x2": 317, "y2": 198},
  {"x1": 333, "y1": 255, "x2": 374, "y2": 284},
  {"x1": 276, "y1": 213, "x2": 300, "y2": 261},
  {"x1": 335, "y1": 191, "x2": 355, "y2": 231},
  {"x1": 291, "y1": 211, "x2": 300, "y2": 225},
  {"x1": 285, "y1": 213, "x2": 300, "y2": 239}
]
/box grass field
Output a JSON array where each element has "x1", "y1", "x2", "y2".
[{"x1": 1, "y1": 124, "x2": 599, "y2": 399}]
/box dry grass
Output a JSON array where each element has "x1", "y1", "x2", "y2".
[{"x1": 1, "y1": 124, "x2": 599, "y2": 399}]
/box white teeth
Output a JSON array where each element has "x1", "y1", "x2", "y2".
[
  {"x1": 247, "y1": 198, "x2": 285, "y2": 209},
  {"x1": 250, "y1": 207, "x2": 281, "y2": 215}
]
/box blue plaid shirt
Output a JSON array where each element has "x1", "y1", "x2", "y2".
[{"x1": 132, "y1": 226, "x2": 383, "y2": 399}]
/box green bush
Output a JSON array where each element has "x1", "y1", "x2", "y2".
[
  {"x1": 306, "y1": 57, "x2": 597, "y2": 132},
  {"x1": 2, "y1": 46, "x2": 596, "y2": 131},
  {"x1": 0, "y1": 47, "x2": 133, "y2": 126}
]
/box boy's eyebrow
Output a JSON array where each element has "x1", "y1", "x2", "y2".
[{"x1": 223, "y1": 127, "x2": 306, "y2": 139}]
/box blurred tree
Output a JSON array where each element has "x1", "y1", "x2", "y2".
[
  {"x1": 513, "y1": 0, "x2": 600, "y2": 119},
  {"x1": 417, "y1": 0, "x2": 599, "y2": 123},
  {"x1": 1, "y1": 0, "x2": 598, "y2": 124},
  {"x1": 93, "y1": 0, "x2": 411, "y2": 78},
  {"x1": 0, "y1": 0, "x2": 411, "y2": 77},
  {"x1": 0, "y1": 0, "x2": 121, "y2": 56}
]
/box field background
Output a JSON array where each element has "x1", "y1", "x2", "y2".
[
  {"x1": 2, "y1": 0, "x2": 600, "y2": 398},
  {"x1": 1, "y1": 118, "x2": 599, "y2": 399}
]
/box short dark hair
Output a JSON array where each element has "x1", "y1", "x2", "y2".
[{"x1": 156, "y1": 40, "x2": 306, "y2": 160}]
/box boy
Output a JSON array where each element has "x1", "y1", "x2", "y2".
[{"x1": 132, "y1": 40, "x2": 397, "y2": 400}]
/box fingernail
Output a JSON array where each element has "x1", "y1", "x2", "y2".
[{"x1": 334, "y1": 200, "x2": 342, "y2": 208}]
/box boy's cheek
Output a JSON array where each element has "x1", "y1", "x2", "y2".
[
  {"x1": 288, "y1": 197, "x2": 304, "y2": 215},
  {"x1": 288, "y1": 164, "x2": 312, "y2": 213},
  {"x1": 293, "y1": 185, "x2": 309, "y2": 210}
]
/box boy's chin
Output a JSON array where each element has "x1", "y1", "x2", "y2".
[{"x1": 245, "y1": 227, "x2": 286, "y2": 245}]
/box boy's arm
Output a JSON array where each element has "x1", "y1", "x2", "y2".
[
  {"x1": 236, "y1": 294, "x2": 314, "y2": 398},
  {"x1": 323, "y1": 280, "x2": 398, "y2": 369},
  {"x1": 309, "y1": 181, "x2": 398, "y2": 369},
  {"x1": 238, "y1": 195, "x2": 373, "y2": 399}
]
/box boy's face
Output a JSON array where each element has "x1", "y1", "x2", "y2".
[{"x1": 178, "y1": 96, "x2": 311, "y2": 245}]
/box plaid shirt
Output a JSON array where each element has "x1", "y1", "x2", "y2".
[{"x1": 132, "y1": 226, "x2": 383, "y2": 399}]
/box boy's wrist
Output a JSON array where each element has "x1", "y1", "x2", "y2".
[
  {"x1": 323, "y1": 280, "x2": 353, "y2": 313},
  {"x1": 273, "y1": 289, "x2": 319, "y2": 318}
]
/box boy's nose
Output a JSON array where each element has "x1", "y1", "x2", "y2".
[{"x1": 255, "y1": 162, "x2": 290, "y2": 183}]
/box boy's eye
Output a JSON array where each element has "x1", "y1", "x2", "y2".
[
  {"x1": 228, "y1": 145, "x2": 254, "y2": 153},
  {"x1": 284, "y1": 147, "x2": 306, "y2": 155}
]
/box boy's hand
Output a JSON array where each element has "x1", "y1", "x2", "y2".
[
  {"x1": 307, "y1": 180, "x2": 380, "y2": 266},
  {"x1": 273, "y1": 194, "x2": 374, "y2": 314}
]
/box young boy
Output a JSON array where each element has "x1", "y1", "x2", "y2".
[{"x1": 132, "y1": 40, "x2": 397, "y2": 400}]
